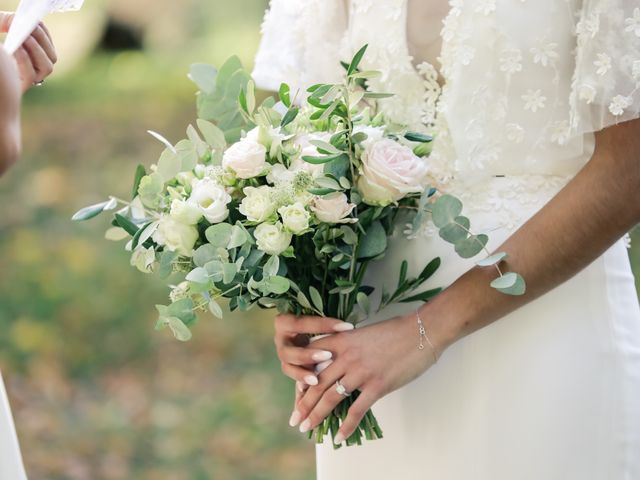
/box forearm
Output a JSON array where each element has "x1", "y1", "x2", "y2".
[
  {"x1": 424, "y1": 119, "x2": 640, "y2": 351},
  {"x1": 0, "y1": 120, "x2": 21, "y2": 175}
]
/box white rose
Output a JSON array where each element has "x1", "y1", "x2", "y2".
[
  {"x1": 222, "y1": 138, "x2": 267, "y2": 179},
  {"x1": 254, "y1": 222, "x2": 292, "y2": 256},
  {"x1": 311, "y1": 192, "x2": 356, "y2": 224},
  {"x1": 278, "y1": 202, "x2": 311, "y2": 234},
  {"x1": 358, "y1": 138, "x2": 428, "y2": 206},
  {"x1": 239, "y1": 186, "x2": 276, "y2": 222},
  {"x1": 169, "y1": 281, "x2": 190, "y2": 303},
  {"x1": 170, "y1": 199, "x2": 202, "y2": 225},
  {"x1": 130, "y1": 246, "x2": 156, "y2": 273},
  {"x1": 153, "y1": 215, "x2": 199, "y2": 256},
  {"x1": 189, "y1": 178, "x2": 231, "y2": 224}
]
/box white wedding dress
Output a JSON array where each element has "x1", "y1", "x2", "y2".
[
  {"x1": 0, "y1": 372, "x2": 27, "y2": 479},
  {"x1": 254, "y1": 0, "x2": 640, "y2": 478}
]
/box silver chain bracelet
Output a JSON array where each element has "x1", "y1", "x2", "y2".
[{"x1": 416, "y1": 310, "x2": 439, "y2": 364}]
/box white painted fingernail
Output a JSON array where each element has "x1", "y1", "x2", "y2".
[
  {"x1": 296, "y1": 381, "x2": 305, "y2": 393},
  {"x1": 315, "y1": 359, "x2": 333, "y2": 374},
  {"x1": 304, "y1": 375, "x2": 318, "y2": 386},
  {"x1": 334, "y1": 322, "x2": 354, "y2": 332},
  {"x1": 289, "y1": 410, "x2": 301, "y2": 427},
  {"x1": 312, "y1": 350, "x2": 333, "y2": 362},
  {"x1": 334, "y1": 432, "x2": 345, "y2": 444},
  {"x1": 299, "y1": 419, "x2": 311, "y2": 433}
]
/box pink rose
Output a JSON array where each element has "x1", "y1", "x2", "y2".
[{"x1": 358, "y1": 139, "x2": 428, "y2": 206}]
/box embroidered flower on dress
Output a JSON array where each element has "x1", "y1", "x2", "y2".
[
  {"x1": 576, "y1": 13, "x2": 600, "y2": 40},
  {"x1": 505, "y1": 123, "x2": 525, "y2": 143},
  {"x1": 578, "y1": 83, "x2": 597, "y2": 104},
  {"x1": 624, "y1": 7, "x2": 640, "y2": 37},
  {"x1": 609, "y1": 95, "x2": 632, "y2": 116},
  {"x1": 530, "y1": 41, "x2": 558, "y2": 67},
  {"x1": 455, "y1": 45, "x2": 476, "y2": 65},
  {"x1": 500, "y1": 47, "x2": 523, "y2": 74},
  {"x1": 550, "y1": 120, "x2": 570, "y2": 145},
  {"x1": 522, "y1": 89, "x2": 546, "y2": 112},
  {"x1": 594, "y1": 53, "x2": 612, "y2": 76}
]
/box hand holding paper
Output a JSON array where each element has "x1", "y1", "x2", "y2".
[
  {"x1": 3, "y1": 0, "x2": 84, "y2": 55},
  {"x1": 1, "y1": 10, "x2": 57, "y2": 92}
]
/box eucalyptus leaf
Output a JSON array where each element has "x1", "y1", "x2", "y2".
[
  {"x1": 454, "y1": 234, "x2": 488, "y2": 259},
  {"x1": 358, "y1": 221, "x2": 387, "y2": 259},
  {"x1": 492, "y1": 273, "x2": 527, "y2": 296},
  {"x1": 205, "y1": 223, "x2": 233, "y2": 248},
  {"x1": 432, "y1": 194, "x2": 464, "y2": 228},
  {"x1": 158, "y1": 250, "x2": 178, "y2": 278},
  {"x1": 163, "y1": 316, "x2": 193, "y2": 342},
  {"x1": 356, "y1": 292, "x2": 370, "y2": 315},
  {"x1": 477, "y1": 252, "x2": 509, "y2": 267},
  {"x1": 196, "y1": 119, "x2": 226, "y2": 150},
  {"x1": 297, "y1": 291, "x2": 312, "y2": 310},
  {"x1": 263, "y1": 255, "x2": 280, "y2": 277},
  {"x1": 189, "y1": 63, "x2": 217, "y2": 94},
  {"x1": 186, "y1": 267, "x2": 209, "y2": 284},
  {"x1": 193, "y1": 244, "x2": 219, "y2": 268},
  {"x1": 438, "y1": 216, "x2": 470, "y2": 244},
  {"x1": 262, "y1": 276, "x2": 290, "y2": 295},
  {"x1": 157, "y1": 148, "x2": 181, "y2": 182}
]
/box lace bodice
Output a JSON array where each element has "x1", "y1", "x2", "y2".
[{"x1": 253, "y1": 0, "x2": 640, "y2": 182}]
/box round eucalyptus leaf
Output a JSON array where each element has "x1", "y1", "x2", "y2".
[
  {"x1": 491, "y1": 272, "x2": 526, "y2": 296},
  {"x1": 454, "y1": 234, "x2": 488, "y2": 259},
  {"x1": 264, "y1": 276, "x2": 290, "y2": 295},
  {"x1": 432, "y1": 195, "x2": 463, "y2": 228},
  {"x1": 438, "y1": 216, "x2": 470, "y2": 244},
  {"x1": 193, "y1": 244, "x2": 219, "y2": 268},
  {"x1": 263, "y1": 255, "x2": 280, "y2": 277},
  {"x1": 166, "y1": 316, "x2": 193, "y2": 342},
  {"x1": 477, "y1": 252, "x2": 509, "y2": 267},
  {"x1": 205, "y1": 223, "x2": 233, "y2": 248},
  {"x1": 186, "y1": 267, "x2": 209, "y2": 284}
]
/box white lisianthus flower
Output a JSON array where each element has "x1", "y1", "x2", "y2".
[
  {"x1": 267, "y1": 163, "x2": 297, "y2": 184},
  {"x1": 189, "y1": 178, "x2": 231, "y2": 224},
  {"x1": 153, "y1": 216, "x2": 199, "y2": 256},
  {"x1": 222, "y1": 138, "x2": 267, "y2": 179},
  {"x1": 170, "y1": 199, "x2": 202, "y2": 225},
  {"x1": 239, "y1": 186, "x2": 277, "y2": 222},
  {"x1": 358, "y1": 138, "x2": 428, "y2": 206},
  {"x1": 130, "y1": 246, "x2": 156, "y2": 273},
  {"x1": 311, "y1": 192, "x2": 356, "y2": 224},
  {"x1": 278, "y1": 202, "x2": 311, "y2": 234},
  {"x1": 254, "y1": 222, "x2": 292, "y2": 255}
]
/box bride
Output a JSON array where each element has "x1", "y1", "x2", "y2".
[
  {"x1": 0, "y1": 11, "x2": 57, "y2": 480},
  {"x1": 253, "y1": 0, "x2": 640, "y2": 478}
]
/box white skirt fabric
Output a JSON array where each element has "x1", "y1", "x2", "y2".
[
  {"x1": 0, "y1": 372, "x2": 27, "y2": 480},
  {"x1": 316, "y1": 176, "x2": 640, "y2": 479}
]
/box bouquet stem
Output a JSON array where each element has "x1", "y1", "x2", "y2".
[{"x1": 307, "y1": 391, "x2": 383, "y2": 448}]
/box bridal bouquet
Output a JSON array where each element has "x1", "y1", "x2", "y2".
[{"x1": 73, "y1": 46, "x2": 524, "y2": 447}]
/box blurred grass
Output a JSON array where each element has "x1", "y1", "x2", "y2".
[
  {"x1": 0, "y1": 1, "x2": 639, "y2": 478},
  {"x1": 0, "y1": 1, "x2": 315, "y2": 479}
]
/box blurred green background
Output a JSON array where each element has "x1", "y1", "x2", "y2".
[{"x1": 0, "y1": 1, "x2": 638, "y2": 479}]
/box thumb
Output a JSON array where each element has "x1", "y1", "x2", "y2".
[{"x1": 0, "y1": 12, "x2": 14, "y2": 34}]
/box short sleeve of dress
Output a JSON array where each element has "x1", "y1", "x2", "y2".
[
  {"x1": 569, "y1": 1, "x2": 640, "y2": 136},
  {"x1": 251, "y1": 0, "x2": 347, "y2": 93}
]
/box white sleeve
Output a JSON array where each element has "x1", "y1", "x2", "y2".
[
  {"x1": 569, "y1": 0, "x2": 640, "y2": 135},
  {"x1": 251, "y1": 0, "x2": 347, "y2": 93}
]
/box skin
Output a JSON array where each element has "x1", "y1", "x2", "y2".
[
  {"x1": 0, "y1": 12, "x2": 57, "y2": 175},
  {"x1": 274, "y1": 117, "x2": 640, "y2": 443}
]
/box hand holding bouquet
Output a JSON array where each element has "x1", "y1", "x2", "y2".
[{"x1": 74, "y1": 45, "x2": 525, "y2": 447}]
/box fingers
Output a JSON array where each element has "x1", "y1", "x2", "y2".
[
  {"x1": 23, "y1": 36, "x2": 54, "y2": 83},
  {"x1": 333, "y1": 388, "x2": 379, "y2": 444},
  {"x1": 278, "y1": 344, "x2": 333, "y2": 367},
  {"x1": 280, "y1": 362, "x2": 319, "y2": 386},
  {"x1": 14, "y1": 47, "x2": 36, "y2": 92},
  {"x1": 0, "y1": 12, "x2": 13, "y2": 33},
  {"x1": 275, "y1": 314, "x2": 354, "y2": 336},
  {"x1": 295, "y1": 359, "x2": 345, "y2": 428},
  {"x1": 31, "y1": 25, "x2": 57, "y2": 64},
  {"x1": 299, "y1": 373, "x2": 359, "y2": 435}
]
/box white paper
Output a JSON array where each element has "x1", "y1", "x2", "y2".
[{"x1": 3, "y1": 0, "x2": 84, "y2": 54}]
